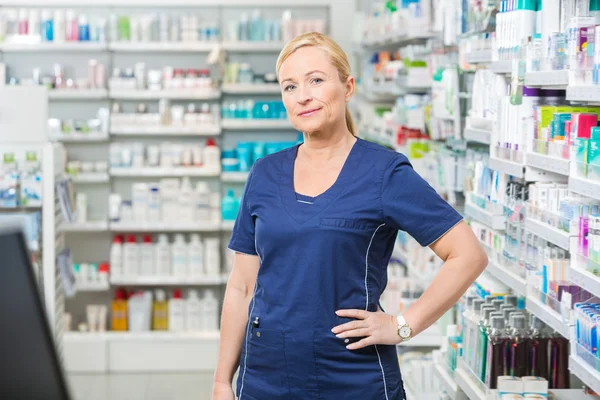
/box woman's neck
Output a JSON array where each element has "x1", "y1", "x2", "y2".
[{"x1": 300, "y1": 124, "x2": 356, "y2": 162}]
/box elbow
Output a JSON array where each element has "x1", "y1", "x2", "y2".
[{"x1": 475, "y1": 247, "x2": 488, "y2": 274}]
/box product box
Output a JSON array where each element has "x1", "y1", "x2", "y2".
[
  {"x1": 497, "y1": 376, "x2": 523, "y2": 398},
  {"x1": 522, "y1": 376, "x2": 548, "y2": 398},
  {"x1": 538, "y1": 106, "x2": 557, "y2": 141}
]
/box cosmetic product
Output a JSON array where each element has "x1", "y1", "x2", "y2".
[
  {"x1": 527, "y1": 316, "x2": 550, "y2": 381},
  {"x1": 485, "y1": 316, "x2": 507, "y2": 389},
  {"x1": 509, "y1": 314, "x2": 529, "y2": 377},
  {"x1": 549, "y1": 333, "x2": 570, "y2": 388}
]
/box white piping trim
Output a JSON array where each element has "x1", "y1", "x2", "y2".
[
  {"x1": 365, "y1": 223, "x2": 385, "y2": 310},
  {"x1": 375, "y1": 345, "x2": 390, "y2": 400},
  {"x1": 296, "y1": 200, "x2": 313, "y2": 204}
]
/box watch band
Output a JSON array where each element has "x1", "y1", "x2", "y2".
[{"x1": 396, "y1": 315, "x2": 412, "y2": 341}]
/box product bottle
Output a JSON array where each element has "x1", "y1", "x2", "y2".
[
  {"x1": 476, "y1": 307, "x2": 496, "y2": 380},
  {"x1": 491, "y1": 299, "x2": 504, "y2": 311},
  {"x1": 466, "y1": 299, "x2": 484, "y2": 373},
  {"x1": 281, "y1": 10, "x2": 293, "y2": 42},
  {"x1": 509, "y1": 314, "x2": 528, "y2": 377},
  {"x1": 111, "y1": 289, "x2": 128, "y2": 331},
  {"x1": 203, "y1": 289, "x2": 219, "y2": 332},
  {"x1": 203, "y1": 138, "x2": 221, "y2": 170},
  {"x1": 527, "y1": 316, "x2": 550, "y2": 380},
  {"x1": 110, "y1": 235, "x2": 124, "y2": 279},
  {"x1": 195, "y1": 182, "x2": 211, "y2": 222},
  {"x1": 139, "y1": 235, "x2": 155, "y2": 277},
  {"x1": 152, "y1": 289, "x2": 169, "y2": 331},
  {"x1": 123, "y1": 234, "x2": 139, "y2": 277},
  {"x1": 54, "y1": 9, "x2": 65, "y2": 42},
  {"x1": 18, "y1": 8, "x2": 28, "y2": 35},
  {"x1": 186, "y1": 290, "x2": 203, "y2": 331},
  {"x1": 172, "y1": 234, "x2": 188, "y2": 278},
  {"x1": 222, "y1": 189, "x2": 239, "y2": 221},
  {"x1": 155, "y1": 234, "x2": 172, "y2": 276},
  {"x1": 168, "y1": 289, "x2": 186, "y2": 331},
  {"x1": 204, "y1": 238, "x2": 221, "y2": 278},
  {"x1": 128, "y1": 291, "x2": 152, "y2": 332},
  {"x1": 28, "y1": 8, "x2": 40, "y2": 37},
  {"x1": 550, "y1": 333, "x2": 570, "y2": 388},
  {"x1": 188, "y1": 234, "x2": 204, "y2": 278},
  {"x1": 78, "y1": 14, "x2": 90, "y2": 41},
  {"x1": 485, "y1": 316, "x2": 507, "y2": 389},
  {"x1": 504, "y1": 294, "x2": 518, "y2": 308},
  {"x1": 178, "y1": 177, "x2": 195, "y2": 222},
  {"x1": 41, "y1": 9, "x2": 53, "y2": 42},
  {"x1": 65, "y1": 9, "x2": 78, "y2": 41}
]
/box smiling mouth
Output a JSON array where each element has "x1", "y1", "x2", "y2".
[{"x1": 298, "y1": 108, "x2": 321, "y2": 117}]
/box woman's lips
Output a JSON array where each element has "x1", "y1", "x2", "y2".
[{"x1": 298, "y1": 108, "x2": 321, "y2": 117}]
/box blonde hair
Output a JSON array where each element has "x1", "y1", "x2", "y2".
[{"x1": 276, "y1": 32, "x2": 357, "y2": 136}]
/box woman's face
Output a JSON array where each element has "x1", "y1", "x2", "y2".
[{"x1": 279, "y1": 46, "x2": 353, "y2": 134}]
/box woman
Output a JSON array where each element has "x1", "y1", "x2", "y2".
[{"x1": 212, "y1": 32, "x2": 488, "y2": 400}]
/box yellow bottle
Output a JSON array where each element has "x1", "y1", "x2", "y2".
[
  {"x1": 152, "y1": 289, "x2": 169, "y2": 331},
  {"x1": 111, "y1": 289, "x2": 128, "y2": 331}
]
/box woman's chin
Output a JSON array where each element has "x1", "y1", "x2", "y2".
[{"x1": 292, "y1": 119, "x2": 325, "y2": 134}]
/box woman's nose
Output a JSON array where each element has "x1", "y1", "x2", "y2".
[{"x1": 297, "y1": 85, "x2": 312, "y2": 104}]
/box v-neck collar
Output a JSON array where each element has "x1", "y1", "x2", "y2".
[{"x1": 280, "y1": 137, "x2": 362, "y2": 224}]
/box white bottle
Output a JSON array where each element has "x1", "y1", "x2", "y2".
[
  {"x1": 195, "y1": 182, "x2": 211, "y2": 222},
  {"x1": 171, "y1": 234, "x2": 188, "y2": 278},
  {"x1": 178, "y1": 177, "x2": 195, "y2": 222},
  {"x1": 139, "y1": 235, "x2": 155, "y2": 277},
  {"x1": 168, "y1": 290, "x2": 186, "y2": 331},
  {"x1": 155, "y1": 234, "x2": 171, "y2": 276},
  {"x1": 185, "y1": 290, "x2": 203, "y2": 331},
  {"x1": 204, "y1": 238, "x2": 221, "y2": 278},
  {"x1": 202, "y1": 289, "x2": 219, "y2": 332},
  {"x1": 123, "y1": 235, "x2": 139, "y2": 277},
  {"x1": 110, "y1": 235, "x2": 124, "y2": 280},
  {"x1": 203, "y1": 138, "x2": 221, "y2": 170},
  {"x1": 188, "y1": 234, "x2": 205, "y2": 278}
]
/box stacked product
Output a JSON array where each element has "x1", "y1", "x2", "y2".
[
  {"x1": 111, "y1": 101, "x2": 219, "y2": 131},
  {"x1": 109, "y1": 13, "x2": 219, "y2": 43},
  {"x1": 223, "y1": 63, "x2": 278, "y2": 86},
  {"x1": 108, "y1": 179, "x2": 221, "y2": 225},
  {"x1": 221, "y1": 99, "x2": 287, "y2": 120},
  {"x1": 0, "y1": 149, "x2": 42, "y2": 208},
  {"x1": 221, "y1": 140, "x2": 297, "y2": 173},
  {"x1": 110, "y1": 234, "x2": 221, "y2": 280},
  {"x1": 109, "y1": 64, "x2": 215, "y2": 92},
  {"x1": 48, "y1": 108, "x2": 110, "y2": 140},
  {"x1": 6, "y1": 61, "x2": 107, "y2": 91},
  {"x1": 66, "y1": 160, "x2": 108, "y2": 178},
  {"x1": 361, "y1": 1, "x2": 434, "y2": 41},
  {"x1": 72, "y1": 262, "x2": 110, "y2": 288},
  {"x1": 573, "y1": 302, "x2": 600, "y2": 375}
]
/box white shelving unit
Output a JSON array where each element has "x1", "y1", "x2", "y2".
[
  {"x1": 569, "y1": 176, "x2": 600, "y2": 200},
  {"x1": 110, "y1": 125, "x2": 221, "y2": 136},
  {"x1": 361, "y1": 31, "x2": 438, "y2": 48},
  {"x1": 434, "y1": 363, "x2": 468, "y2": 400},
  {"x1": 222, "y1": 83, "x2": 281, "y2": 94},
  {"x1": 110, "y1": 275, "x2": 229, "y2": 286},
  {"x1": 221, "y1": 172, "x2": 249, "y2": 183},
  {"x1": 70, "y1": 172, "x2": 110, "y2": 184},
  {"x1": 110, "y1": 167, "x2": 221, "y2": 177},
  {"x1": 463, "y1": 127, "x2": 491, "y2": 145},
  {"x1": 567, "y1": 86, "x2": 600, "y2": 103},
  {"x1": 525, "y1": 295, "x2": 570, "y2": 338},
  {"x1": 60, "y1": 221, "x2": 110, "y2": 232},
  {"x1": 110, "y1": 222, "x2": 222, "y2": 233},
  {"x1": 489, "y1": 60, "x2": 512, "y2": 74},
  {"x1": 50, "y1": 134, "x2": 109, "y2": 143},
  {"x1": 484, "y1": 261, "x2": 527, "y2": 297},
  {"x1": 525, "y1": 152, "x2": 570, "y2": 176},
  {"x1": 464, "y1": 202, "x2": 506, "y2": 231},
  {"x1": 488, "y1": 157, "x2": 525, "y2": 178},
  {"x1": 569, "y1": 265, "x2": 600, "y2": 299},
  {"x1": 525, "y1": 70, "x2": 569, "y2": 89},
  {"x1": 48, "y1": 89, "x2": 109, "y2": 100},
  {"x1": 221, "y1": 119, "x2": 293, "y2": 130},
  {"x1": 109, "y1": 41, "x2": 218, "y2": 52},
  {"x1": 0, "y1": 41, "x2": 107, "y2": 52},
  {"x1": 525, "y1": 218, "x2": 573, "y2": 250},
  {"x1": 109, "y1": 89, "x2": 221, "y2": 100},
  {"x1": 222, "y1": 41, "x2": 284, "y2": 52},
  {"x1": 465, "y1": 50, "x2": 492, "y2": 65},
  {"x1": 454, "y1": 365, "x2": 487, "y2": 400},
  {"x1": 570, "y1": 355, "x2": 600, "y2": 396},
  {"x1": 76, "y1": 282, "x2": 110, "y2": 292}
]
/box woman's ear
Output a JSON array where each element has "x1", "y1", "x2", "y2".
[{"x1": 345, "y1": 76, "x2": 355, "y2": 102}]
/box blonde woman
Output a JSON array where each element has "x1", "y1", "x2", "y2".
[{"x1": 213, "y1": 32, "x2": 487, "y2": 400}]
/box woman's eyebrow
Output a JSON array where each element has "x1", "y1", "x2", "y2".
[{"x1": 281, "y1": 70, "x2": 326, "y2": 84}]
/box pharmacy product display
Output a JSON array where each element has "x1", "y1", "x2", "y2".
[
  {"x1": 109, "y1": 13, "x2": 219, "y2": 43},
  {"x1": 0, "y1": 149, "x2": 43, "y2": 208},
  {"x1": 221, "y1": 140, "x2": 297, "y2": 173},
  {"x1": 6, "y1": 61, "x2": 107, "y2": 92},
  {"x1": 72, "y1": 262, "x2": 110, "y2": 289},
  {"x1": 223, "y1": 63, "x2": 277, "y2": 86},
  {"x1": 225, "y1": 10, "x2": 325, "y2": 43},
  {"x1": 361, "y1": 1, "x2": 435, "y2": 42},
  {"x1": 48, "y1": 108, "x2": 110, "y2": 141},
  {"x1": 221, "y1": 99, "x2": 287, "y2": 120},
  {"x1": 109, "y1": 65, "x2": 215, "y2": 92}
]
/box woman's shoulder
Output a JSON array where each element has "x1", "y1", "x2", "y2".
[{"x1": 355, "y1": 137, "x2": 409, "y2": 167}]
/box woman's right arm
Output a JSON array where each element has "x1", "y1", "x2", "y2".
[{"x1": 212, "y1": 252, "x2": 260, "y2": 399}]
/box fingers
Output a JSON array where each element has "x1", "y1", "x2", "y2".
[
  {"x1": 346, "y1": 337, "x2": 374, "y2": 350},
  {"x1": 331, "y1": 320, "x2": 368, "y2": 335},
  {"x1": 335, "y1": 328, "x2": 370, "y2": 339},
  {"x1": 335, "y1": 309, "x2": 369, "y2": 320}
]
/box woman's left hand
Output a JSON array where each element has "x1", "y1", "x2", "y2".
[{"x1": 331, "y1": 309, "x2": 401, "y2": 350}]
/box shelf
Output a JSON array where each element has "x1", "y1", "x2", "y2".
[
  {"x1": 525, "y1": 152, "x2": 570, "y2": 176},
  {"x1": 454, "y1": 366, "x2": 486, "y2": 400},
  {"x1": 222, "y1": 83, "x2": 281, "y2": 94},
  {"x1": 465, "y1": 49, "x2": 492, "y2": 65},
  {"x1": 76, "y1": 282, "x2": 110, "y2": 292},
  {"x1": 398, "y1": 325, "x2": 442, "y2": 347},
  {"x1": 69, "y1": 172, "x2": 110, "y2": 184},
  {"x1": 525, "y1": 218, "x2": 573, "y2": 250},
  {"x1": 484, "y1": 261, "x2": 527, "y2": 297},
  {"x1": 569, "y1": 265, "x2": 600, "y2": 300},
  {"x1": 110, "y1": 222, "x2": 222, "y2": 233},
  {"x1": 569, "y1": 176, "x2": 600, "y2": 200},
  {"x1": 0, "y1": 41, "x2": 107, "y2": 52},
  {"x1": 361, "y1": 31, "x2": 438, "y2": 48},
  {"x1": 48, "y1": 89, "x2": 108, "y2": 100},
  {"x1": 109, "y1": 41, "x2": 218, "y2": 52},
  {"x1": 221, "y1": 119, "x2": 293, "y2": 130},
  {"x1": 222, "y1": 41, "x2": 284, "y2": 52},
  {"x1": 110, "y1": 125, "x2": 221, "y2": 136},
  {"x1": 64, "y1": 331, "x2": 220, "y2": 341},
  {"x1": 567, "y1": 85, "x2": 600, "y2": 103},
  {"x1": 434, "y1": 363, "x2": 468, "y2": 400},
  {"x1": 570, "y1": 355, "x2": 600, "y2": 396},
  {"x1": 525, "y1": 295, "x2": 570, "y2": 338},
  {"x1": 221, "y1": 172, "x2": 249, "y2": 183},
  {"x1": 60, "y1": 221, "x2": 109, "y2": 232},
  {"x1": 110, "y1": 274, "x2": 228, "y2": 286},
  {"x1": 488, "y1": 157, "x2": 525, "y2": 178},
  {"x1": 463, "y1": 127, "x2": 491, "y2": 145},
  {"x1": 489, "y1": 60, "x2": 512, "y2": 74},
  {"x1": 525, "y1": 70, "x2": 569, "y2": 89},
  {"x1": 50, "y1": 135, "x2": 109, "y2": 143},
  {"x1": 464, "y1": 203, "x2": 506, "y2": 230},
  {"x1": 109, "y1": 89, "x2": 221, "y2": 100},
  {"x1": 110, "y1": 167, "x2": 221, "y2": 177},
  {"x1": 221, "y1": 220, "x2": 235, "y2": 231}
]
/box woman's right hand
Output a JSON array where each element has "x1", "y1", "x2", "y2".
[{"x1": 212, "y1": 382, "x2": 235, "y2": 400}]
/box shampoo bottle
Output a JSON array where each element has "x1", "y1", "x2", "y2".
[
  {"x1": 204, "y1": 238, "x2": 221, "y2": 277},
  {"x1": 171, "y1": 234, "x2": 188, "y2": 278},
  {"x1": 178, "y1": 177, "x2": 195, "y2": 222},
  {"x1": 188, "y1": 234, "x2": 204, "y2": 278},
  {"x1": 139, "y1": 235, "x2": 155, "y2": 277},
  {"x1": 123, "y1": 234, "x2": 139, "y2": 277},
  {"x1": 152, "y1": 289, "x2": 169, "y2": 331},
  {"x1": 203, "y1": 289, "x2": 219, "y2": 332},
  {"x1": 509, "y1": 314, "x2": 529, "y2": 377},
  {"x1": 195, "y1": 182, "x2": 211, "y2": 222},
  {"x1": 110, "y1": 235, "x2": 124, "y2": 279},
  {"x1": 527, "y1": 316, "x2": 550, "y2": 380},
  {"x1": 222, "y1": 189, "x2": 238, "y2": 221},
  {"x1": 155, "y1": 234, "x2": 171, "y2": 276},
  {"x1": 550, "y1": 332, "x2": 570, "y2": 388},
  {"x1": 111, "y1": 289, "x2": 128, "y2": 331},
  {"x1": 485, "y1": 316, "x2": 507, "y2": 389},
  {"x1": 168, "y1": 289, "x2": 186, "y2": 331},
  {"x1": 186, "y1": 290, "x2": 203, "y2": 331},
  {"x1": 203, "y1": 139, "x2": 221, "y2": 169}
]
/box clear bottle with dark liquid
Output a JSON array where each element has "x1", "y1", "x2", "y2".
[
  {"x1": 527, "y1": 316, "x2": 550, "y2": 380},
  {"x1": 508, "y1": 314, "x2": 528, "y2": 377},
  {"x1": 485, "y1": 316, "x2": 507, "y2": 389},
  {"x1": 550, "y1": 332, "x2": 570, "y2": 388}
]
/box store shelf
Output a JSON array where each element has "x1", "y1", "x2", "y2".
[
  {"x1": 50, "y1": 135, "x2": 109, "y2": 143},
  {"x1": 525, "y1": 218, "x2": 572, "y2": 250},
  {"x1": 60, "y1": 221, "x2": 109, "y2": 232},
  {"x1": 488, "y1": 157, "x2": 525, "y2": 178},
  {"x1": 464, "y1": 203, "x2": 506, "y2": 230},
  {"x1": 110, "y1": 125, "x2": 221, "y2": 136},
  {"x1": 570, "y1": 355, "x2": 600, "y2": 396},
  {"x1": 221, "y1": 172, "x2": 249, "y2": 183},
  {"x1": 525, "y1": 152, "x2": 570, "y2": 176},
  {"x1": 569, "y1": 176, "x2": 600, "y2": 200},
  {"x1": 489, "y1": 60, "x2": 512, "y2": 74},
  {"x1": 485, "y1": 261, "x2": 527, "y2": 297},
  {"x1": 64, "y1": 331, "x2": 220, "y2": 341},
  {"x1": 222, "y1": 83, "x2": 281, "y2": 94},
  {"x1": 48, "y1": 89, "x2": 109, "y2": 100},
  {"x1": 463, "y1": 127, "x2": 491, "y2": 145},
  {"x1": 465, "y1": 49, "x2": 492, "y2": 64},
  {"x1": 525, "y1": 70, "x2": 569, "y2": 89},
  {"x1": 0, "y1": 41, "x2": 107, "y2": 52},
  {"x1": 398, "y1": 325, "x2": 442, "y2": 347},
  {"x1": 454, "y1": 366, "x2": 486, "y2": 400},
  {"x1": 109, "y1": 89, "x2": 221, "y2": 100},
  {"x1": 76, "y1": 282, "x2": 110, "y2": 292},
  {"x1": 109, "y1": 41, "x2": 218, "y2": 52},
  {"x1": 567, "y1": 85, "x2": 600, "y2": 103},
  {"x1": 70, "y1": 172, "x2": 110, "y2": 184},
  {"x1": 110, "y1": 274, "x2": 228, "y2": 286},
  {"x1": 434, "y1": 363, "x2": 468, "y2": 400},
  {"x1": 110, "y1": 222, "x2": 222, "y2": 233},
  {"x1": 569, "y1": 265, "x2": 600, "y2": 300},
  {"x1": 525, "y1": 295, "x2": 570, "y2": 338},
  {"x1": 221, "y1": 119, "x2": 293, "y2": 130},
  {"x1": 222, "y1": 41, "x2": 284, "y2": 52},
  {"x1": 110, "y1": 167, "x2": 221, "y2": 177},
  {"x1": 221, "y1": 220, "x2": 235, "y2": 231},
  {"x1": 361, "y1": 31, "x2": 438, "y2": 48}
]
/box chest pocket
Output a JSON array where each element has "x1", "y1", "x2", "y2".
[{"x1": 319, "y1": 218, "x2": 381, "y2": 232}]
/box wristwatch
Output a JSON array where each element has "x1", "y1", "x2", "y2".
[{"x1": 396, "y1": 316, "x2": 412, "y2": 342}]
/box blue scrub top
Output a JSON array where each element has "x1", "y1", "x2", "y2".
[{"x1": 229, "y1": 137, "x2": 463, "y2": 400}]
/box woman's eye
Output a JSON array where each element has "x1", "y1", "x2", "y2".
[
  {"x1": 284, "y1": 85, "x2": 296, "y2": 92},
  {"x1": 312, "y1": 78, "x2": 323, "y2": 84}
]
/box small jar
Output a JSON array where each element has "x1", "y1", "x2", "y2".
[
  {"x1": 198, "y1": 69, "x2": 211, "y2": 88},
  {"x1": 184, "y1": 69, "x2": 197, "y2": 89},
  {"x1": 238, "y1": 63, "x2": 253, "y2": 84},
  {"x1": 184, "y1": 103, "x2": 197, "y2": 125},
  {"x1": 172, "y1": 68, "x2": 185, "y2": 89},
  {"x1": 199, "y1": 103, "x2": 211, "y2": 124},
  {"x1": 159, "y1": 99, "x2": 171, "y2": 125},
  {"x1": 171, "y1": 105, "x2": 185, "y2": 125}
]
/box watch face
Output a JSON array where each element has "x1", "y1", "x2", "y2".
[{"x1": 399, "y1": 326, "x2": 411, "y2": 338}]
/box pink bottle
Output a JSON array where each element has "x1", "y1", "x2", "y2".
[
  {"x1": 65, "y1": 9, "x2": 79, "y2": 41},
  {"x1": 18, "y1": 8, "x2": 28, "y2": 35}
]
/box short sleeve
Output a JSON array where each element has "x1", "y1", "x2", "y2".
[
  {"x1": 228, "y1": 163, "x2": 259, "y2": 255},
  {"x1": 381, "y1": 154, "x2": 463, "y2": 247}
]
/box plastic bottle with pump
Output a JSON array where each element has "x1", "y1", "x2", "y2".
[
  {"x1": 178, "y1": 177, "x2": 195, "y2": 222},
  {"x1": 111, "y1": 288, "x2": 128, "y2": 331},
  {"x1": 508, "y1": 314, "x2": 528, "y2": 377},
  {"x1": 152, "y1": 289, "x2": 169, "y2": 331},
  {"x1": 110, "y1": 235, "x2": 124, "y2": 279},
  {"x1": 222, "y1": 189, "x2": 239, "y2": 221},
  {"x1": 485, "y1": 316, "x2": 507, "y2": 389},
  {"x1": 128, "y1": 291, "x2": 152, "y2": 332},
  {"x1": 203, "y1": 138, "x2": 221, "y2": 170},
  {"x1": 169, "y1": 289, "x2": 186, "y2": 331},
  {"x1": 123, "y1": 235, "x2": 139, "y2": 277},
  {"x1": 155, "y1": 234, "x2": 171, "y2": 276},
  {"x1": 204, "y1": 238, "x2": 221, "y2": 278},
  {"x1": 172, "y1": 234, "x2": 188, "y2": 278},
  {"x1": 202, "y1": 289, "x2": 219, "y2": 332},
  {"x1": 195, "y1": 182, "x2": 211, "y2": 222},
  {"x1": 139, "y1": 235, "x2": 155, "y2": 277},
  {"x1": 186, "y1": 290, "x2": 203, "y2": 331},
  {"x1": 527, "y1": 315, "x2": 550, "y2": 380},
  {"x1": 188, "y1": 234, "x2": 204, "y2": 278}
]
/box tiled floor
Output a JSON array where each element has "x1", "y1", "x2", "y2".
[{"x1": 68, "y1": 373, "x2": 219, "y2": 400}]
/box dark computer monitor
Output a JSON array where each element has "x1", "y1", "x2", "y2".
[{"x1": 0, "y1": 227, "x2": 71, "y2": 400}]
